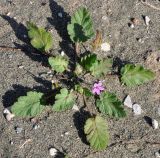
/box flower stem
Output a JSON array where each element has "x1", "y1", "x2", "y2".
[{"x1": 83, "y1": 95, "x2": 96, "y2": 116}]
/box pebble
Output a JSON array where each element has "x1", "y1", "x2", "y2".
[
  {"x1": 49, "y1": 148, "x2": 58, "y2": 156},
  {"x1": 72, "y1": 104, "x2": 79, "y2": 111},
  {"x1": 6, "y1": 113, "x2": 15, "y2": 121},
  {"x1": 3, "y1": 108, "x2": 10, "y2": 114},
  {"x1": 58, "y1": 12, "x2": 63, "y2": 18},
  {"x1": 6, "y1": 12, "x2": 11, "y2": 16},
  {"x1": 15, "y1": 127, "x2": 23, "y2": 134},
  {"x1": 64, "y1": 132, "x2": 69, "y2": 135},
  {"x1": 101, "y1": 42, "x2": 111, "y2": 52},
  {"x1": 155, "y1": 151, "x2": 160, "y2": 158},
  {"x1": 144, "y1": 16, "x2": 150, "y2": 26},
  {"x1": 129, "y1": 23, "x2": 135, "y2": 28},
  {"x1": 10, "y1": 140, "x2": 14, "y2": 145},
  {"x1": 124, "y1": 95, "x2": 132, "y2": 108},
  {"x1": 132, "y1": 104, "x2": 142, "y2": 115},
  {"x1": 18, "y1": 65, "x2": 24, "y2": 69},
  {"x1": 33, "y1": 124, "x2": 40, "y2": 130},
  {"x1": 61, "y1": 51, "x2": 65, "y2": 56},
  {"x1": 152, "y1": 119, "x2": 158, "y2": 129}
]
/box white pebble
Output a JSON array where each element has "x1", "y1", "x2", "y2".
[
  {"x1": 155, "y1": 151, "x2": 160, "y2": 158},
  {"x1": 133, "y1": 104, "x2": 142, "y2": 115},
  {"x1": 18, "y1": 65, "x2": 24, "y2": 69},
  {"x1": 58, "y1": 12, "x2": 63, "y2": 18},
  {"x1": 49, "y1": 148, "x2": 58, "y2": 156},
  {"x1": 72, "y1": 104, "x2": 79, "y2": 111},
  {"x1": 6, "y1": 113, "x2": 15, "y2": 121},
  {"x1": 6, "y1": 12, "x2": 11, "y2": 16},
  {"x1": 144, "y1": 16, "x2": 150, "y2": 26},
  {"x1": 61, "y1": 51, "x2": 65, "y2": 56},
  {"x1": 3, "y1": 108, "x2": 11, "y2": 114},
  {"x1": 124, "y1": 95, "x2": 133, "y2": 108},
  {"x1": 152, "y1": 119, "x2": 158, "y2": 129},
  {"x1": 130, "y1": 23, "x2": 135, "y2": 28},
  {"x1": 101, "y1": 42, "x2": 111, "y2": 52},
  {"x1": 65, "y1": 132, "x2": 69, "y2": 135}
]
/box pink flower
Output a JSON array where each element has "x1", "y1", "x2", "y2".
[{"x1": 92, "y1": 81, "x2": 105, "y2": 95}]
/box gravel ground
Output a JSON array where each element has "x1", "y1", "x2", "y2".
[{"x1": 0, "y1": 0, "x2": 160, "y2": 157}]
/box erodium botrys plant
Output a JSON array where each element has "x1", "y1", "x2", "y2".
[{"x1": 10, "y1": 7, "x2": 155, "y2": 151}]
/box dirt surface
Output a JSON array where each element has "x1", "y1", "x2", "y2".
[{"x1": 0, "y1": 0, "x2": 160, "y2": 157}]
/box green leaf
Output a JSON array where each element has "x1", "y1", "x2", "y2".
[
  {"x1": 26, "y1": 21, "x2": 53, "y2": 52},
  {"x1": 80, "y1": 54, "x2": 113, "y2": 77},
  {"x1": 67, "y1": 7, "x2": 94, "y2": 43},
  {"x1": 53, "y1": 88, "x2": 75, "y2": 111},
  {"x1": 121, "y1": 64, "x2": 155, "y2": 87},
  {"x1": 11, "y1": 91, "x2": 44, "y2": 117},
  {"x1": 84, "y1": 115, "x2": 109, "y2": 150},
  {"x1": 48, "y1": 56, "x2": 69, "y2": 73},
  {"x1": 90, "y1": 58, "x2": 113, "y2": 77},
  {"x1": 80, "y1": 53, "x2": 98, "y2": 71},
  {"x1": 96, "y1": 92, "x2": 126, "y2": 118},
  {"x1": 75, "y1": 85, "x2": 93, "y2": 97}
]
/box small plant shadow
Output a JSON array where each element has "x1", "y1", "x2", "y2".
[
  {"x1": 2, "y1": 84, "x2": 52, "y2": 108},
  {"x1": 73, "y1": 107, "x2": 91, "y2": 145},
  {"x1": 0, "y1": 15, "x2": 49, "y2": 66},
  {"x1": 47, "y1": 0, "x2": 77, "y2": 70}
]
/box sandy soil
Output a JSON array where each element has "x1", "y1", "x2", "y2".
[{"x1": 0, "y1": 0, "x2": 160, "y2": 157}]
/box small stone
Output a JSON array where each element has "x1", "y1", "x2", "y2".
[
  {"x1": 65, "y1": 132, "x2": 69, "y2": 135},
  {"x1": 49, "y1": 148, "x2": 58, "y2": 156},
  {"x1": 58, "y1": 12, "x2": 63, "y2": 18},
  {"x1": 126, "y1": 144, "x2": 140, "y2": 152},
  {"x1": 61, "y1": 134, "x2": 64, "y2": 137},
  {"x1": 10, "y1": 140, "x2": 14, "y2": 145},
  {"x1": 6, "y1": 12, "x2": 11, "y2": 16},
  {"x1": 144, "y1": 16, "x2": 150, "y2": 26},
  {"x1": 18, "y1": 65, "x2": 24, "y2": 69},
  {"x1": 13, "y1": 17, "x2": 17, "y2": 20},
  {"x1": 72, "y1": 104, "x2": 79, "y2": 111},
  {"x1": 33, "y1": 124, "x2": 40, "y2": 130},
  {"x1": 152, "y1": 119, "x2": 158, "y2": 129},
  {"x1": 155, "y1": 151, "x2": 160, "y2": 158},
  {"x1": 3, "y1": 108, "x2": 10, "y2": 114},
  {"x1": 124, "y1": 95, "x2": 132, "y2": 108},
  {"x1": 6, "y1": 113, "x2": 15, "y2": 121},
  {"x1": 30, "y1": 1, "x2": 33, "y2": 4},
  {"x1": 101, "y1": 42, "x2": 111, "y2": 52},
  {"x1": 133, "y1": 104, "x2": 142, "y2": 115},
  {"x1": 61, "y1": 51, "x2": 65, "y2": 56},
  {"x1": 129, "y1": 23, "x2": 135, "y2": 28},
  {"x1": 15, "y1": 127, "x2": 23, "y2": 134}
]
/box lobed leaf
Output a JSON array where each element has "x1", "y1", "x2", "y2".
[
  {"x1": 11, "y1": 91, "x2": 44, "y2": 117},
  {"x1": 48, "y1": 56, "x2": 69, "y2": 73},
  {"x1": 53, "y1": 88, "x2": 75, "y2": 111},
  {"x1": 90, "y1": 58, "x2": 113, "y2": 77},
  {"x1": 84, "y1": 115, "x2": 109, "y2": 150},
  {"x1": 27, "y1": 21, "x2": 53, "y2": 52},
  {"x1": 67, "y1": 7, "x2": 94, "y2": 43},
  {"x1": 121, "y1": 64, "x2": 155, "y2": 87},
  {"x1": 80, "y1": 53, "x2": 98, "y2": 71},
  {"x1": 80, "y1": 54, "x2": 113, "y2": 77},
  {"x1": 96, "y1": 92, "x2": 126, "y2": 118}
]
